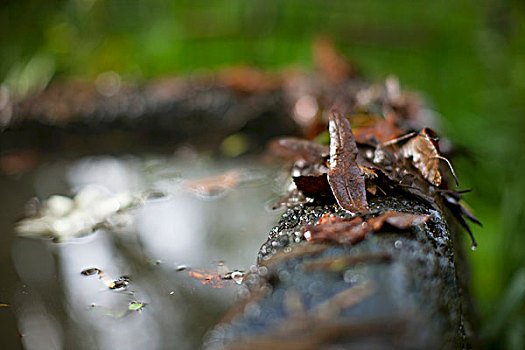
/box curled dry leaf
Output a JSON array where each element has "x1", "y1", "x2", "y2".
[
  {"x1": 327, "y1": 111, "x2": 369, "y2": 213},
  {"x1": 386, "y1": 128, "x2": 458, "y2": 187},
  {"x1": 400, "y1": 129, "x2": 442, "y2": 186},
  {"x1": 304, "y1": 211, "x2": 430, "y2": 245}
]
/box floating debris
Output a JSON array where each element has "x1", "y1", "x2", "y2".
[
  {"x1": 108, "y1": 279, "x2": 129, "y2": 290},
  {"x1": 175, "y1": 264, "x2": 188, "y2": 271},
  {"x1": 222, "y1": 270, "x2": 245, "y2": 285},
  {"x1": 128, "y1": 301, "x2": 146, "y2": 311},
  {"x1": 81, "y1": 267, "x2": 102, "y2": 276},
  {"x1": 188, "y1": 269, "x2": 226, "y2": 289},
  {"x1": 80, "y1": 267, "x2": 130, "y2": 291},
  {"x1": 188, "y1": 265, "x2": 245, "y2": 288}
]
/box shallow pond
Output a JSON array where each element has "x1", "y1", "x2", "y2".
[{"x1": 0, "y1": 150, "x2": 283, "y2": 349}]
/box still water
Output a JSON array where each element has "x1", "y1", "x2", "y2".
[{"x1": 0, "y1": 150, "x2": 282, "y2": 349}]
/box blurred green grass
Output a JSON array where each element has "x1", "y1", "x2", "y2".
[{"x1": 2, "y1": 0, "x2": 525, "y2": 348}]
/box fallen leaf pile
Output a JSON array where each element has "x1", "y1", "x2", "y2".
[{"x1": 270, "y1": 66, "x2": 481, "y2": 247}]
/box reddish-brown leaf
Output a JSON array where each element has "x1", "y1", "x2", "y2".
[
  {"x1": 304, "y1": 216, "x2": 366, "y2": 245},
  {"x1": 304, "y1": 211, "x2": 430, "y2": 245},
  {"x1": 293, "y1": 174, "x2": 332, "y2": 197},
  {"x1": 352, "y1": 113, "x2": 403, "y2": 145},
  {"x1": 327, "y1": 111, "x2": 369, "y2": 213},
  {"x1": 366, "y1": 211, "x2": 430, "y2": 231},
  {"x1": 188, "y1": 269, "x2": 232, "y2": 289},
  {"x1": 316, "y1": 213, "x2": 345, "y2": 225}
]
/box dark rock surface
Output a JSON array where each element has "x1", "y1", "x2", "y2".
[{"x1": 206, "y1": 196, "x2": 474, "y2": 349}]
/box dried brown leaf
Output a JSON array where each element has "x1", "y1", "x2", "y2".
[
  {"x1": 327, "y1": 111, "x2": 369, "y2": 213},
  {"x1": 304, "y1": 211, "x2": 429, "y2": 245},
  {"x1": 400, "y1": 129, "x2": 442, "y2": 186},
  {"x1": 393, "y1": 128, "x2": 458, "y2": 187},
  {"x1": 292, "y1": 174, "x2": 332, "y2": 197},
  {"x1": 304, "y1": 216, "x2": 366, "y2": 245},
  {"x1": 366, "y1": 211, "x2": 430, "y2": 231}
]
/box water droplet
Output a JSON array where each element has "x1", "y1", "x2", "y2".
[
  {"x1": 278, "y1": 270, "x2": 291, "y2": 282},
  {"x1": 304, "y1": 231, "x2": 312, "y2": 240},
  {"x1": 471, "y1": 245, "x2": 477, "y2": 251},
  {"x1": 231, "y1": 271, "x2": 244, "y2": 284},
  {"x1": 257, "y1": 266, "x2": 268, "y2": 276}
]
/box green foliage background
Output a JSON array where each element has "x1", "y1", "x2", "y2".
[{"x1": 2, "y1": 0, "x2": 525, "y2": 348}]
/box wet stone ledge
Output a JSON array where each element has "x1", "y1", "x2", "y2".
[{"x1": 205, "y1": 196, "x2": 473, "y2": 350}]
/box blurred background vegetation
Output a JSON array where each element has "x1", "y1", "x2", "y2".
[{"x1": 1, "y1": 0, "x2": 524, "y2": 348}]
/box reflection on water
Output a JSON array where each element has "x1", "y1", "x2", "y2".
[{"x1": 5, "y1": 152, "x2": 281, "y2": 349}]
